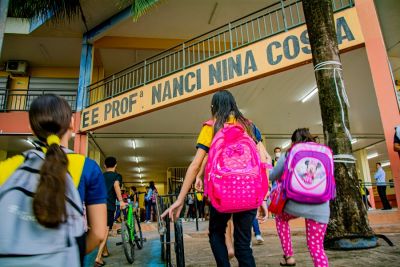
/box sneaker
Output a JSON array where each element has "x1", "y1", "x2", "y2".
[
  {"x1": 256, "y1": 235, "x2": 264, "y2": 244},
  {"x1": 146, "y1": 221, "x2": 152, "y2": 224}
]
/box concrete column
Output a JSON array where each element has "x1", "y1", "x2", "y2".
[
  {"x1": 355, "y1": 0, "x2": 400, "y2": 209},
  {"x1": 354, "y1": 149, "x2": 375, "y2": 208},
  {"x1": 77, "y1": 37, "x2": 93, "y2": 111}
]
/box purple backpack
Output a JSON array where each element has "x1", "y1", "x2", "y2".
[{"x1": 283, "y1": 142, "x2": 335, "y2": 204}]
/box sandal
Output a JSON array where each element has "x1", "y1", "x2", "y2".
[
  {"x1": 280, "y1": 255, "x2": 296, "y2": 266},
  {"x1": 101, "y1": 253, "x2": 110, "y2": 258},
  {"x1": 94, "y1": 260, "x2": 106, "y2": 267}
]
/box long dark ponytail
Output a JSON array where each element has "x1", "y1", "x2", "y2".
[
  {"x1": 29, "y1": 95, "x2": 72, "y2": 228},
  {"x1": 211, "y1": 90, "x2": 254, "y2": 139}
]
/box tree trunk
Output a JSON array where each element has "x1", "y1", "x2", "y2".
[{"x1": 302, "y1": 0, "x2": 374, "y2": 244}]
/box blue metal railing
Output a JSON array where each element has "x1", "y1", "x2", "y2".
[{"x1": 86, "y1": 0, "x2": 353, "y2": 106}]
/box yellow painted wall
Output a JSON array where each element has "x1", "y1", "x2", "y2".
[
  {"x1": 89, "y1": 66, "x2": 105, "y2": 104},
  {"x1": 0, "y1": 150, "x2": 7, "y2": 161},
  {"x1": 7, "y1": 76, "x2": 29, "y2": 109},
  {"x1": 29, "y1": 67, "x2": 79, "y2": 78}
]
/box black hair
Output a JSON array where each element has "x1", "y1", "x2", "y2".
[
  {"x1": 149, "y1": 181, "x2": 155, "y2": 190},
  {"x1": 29, "y1": 94, "x2": 72, "y2": 228},
  {"x1": 105, "y1": 156, "x2": 117, "y2": 168},
  {"x1": 211, "y1": 90, "x2": 254, "y2": 139},
  {"x1": 291, "y1": 128, "x2": 315, "y2": 144}
]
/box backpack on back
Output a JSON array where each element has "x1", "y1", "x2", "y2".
[
  {"x1": 151, "y1": 188, "x2": 158, "y2": 204},
  {"x1": 204, "y1": 121, "x2": 268, "y2": 213},
  {"x1": 283, "y1": 142, "x2": 335, "y2": 204},
  {"x1": 0, "y1": 149, "x2": 85, "y2": 267}
]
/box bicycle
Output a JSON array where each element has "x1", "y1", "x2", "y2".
[
  {"x1": 118, "y1": 203, "x2": 144, "y2": 264},
  {"x1": 156, "y1": 194, "x2": 186, "y2": 267}
]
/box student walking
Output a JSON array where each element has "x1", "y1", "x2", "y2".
[
  {"x1": 145, "y1": 181, "x2": 158, "y2": 223},
  {"x1": 96, "y1": 156, "x2": 126, "y2": 266},
  {"x1": 270, "y1": 128, "x2": 334, "y2": 267},
  {"x1": 162, "y1": 90, "x2": 271, "y2": 267},
  {"x1": 0, "y1": 95, "x2": 107, "y2": 267}
]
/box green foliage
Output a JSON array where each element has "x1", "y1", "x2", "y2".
[
  {"x1": 8, "y1": 0, "x2": 162, "y2": 22},
  {"x1": 121, "y1": 0, "x2": 162, "y2": 21},
  {"x1": 8, "y1": 0, "x2": 81, "y2": 21}
]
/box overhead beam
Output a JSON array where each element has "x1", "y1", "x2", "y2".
[
  {"x1": 84, "y1": 6, "x2": 131, "y2": 42},
  {"x1": 29, "y1": 11, "x2": 53, "y2": 32},
  {"x1": 94, "y1": 36, "x2": 184, "y2": 50}
]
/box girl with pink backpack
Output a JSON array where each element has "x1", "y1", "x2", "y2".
[
  {"x1": 162, "y1": 90, "x2": 271, "y2": 267},
  {"x1": 269, "y1": 128, "x2": 335, "y2": 267}
]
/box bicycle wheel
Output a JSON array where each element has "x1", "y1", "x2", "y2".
[
  {"x1": 174, "y1": 219, "x2": 185, "y2": 267},
  {"x1": 121, "y1": 221, "x2": 135, "y2": 264},
  {"x1": 160, "y1": 234, "x2": 165, "y2": 261},
  {"x1": 134, "y1": 213, "x2": 144, "y2": 249}
]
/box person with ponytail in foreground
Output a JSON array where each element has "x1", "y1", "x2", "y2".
[{"x1": 0, "y1": 95, "x2": 107, "y2": 267}]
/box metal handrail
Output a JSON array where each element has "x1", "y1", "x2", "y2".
[
  {"x1": 86, "y1": 0, "x2": 354, "y2": 107},
  {"x1": 0, "y1": 89, "x2": 77, "y2": 111}
]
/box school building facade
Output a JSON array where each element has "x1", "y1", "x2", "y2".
[{"x1": 0, "y1": 0, "x2": 399, "y2": 209}]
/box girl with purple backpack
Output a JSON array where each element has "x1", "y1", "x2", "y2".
[
  {"x1": 270, "y1": 128, "x2": 332, "y2": 267},
  {"x1": 162, "y1": 90, "x2": 271, "y2": 267}
]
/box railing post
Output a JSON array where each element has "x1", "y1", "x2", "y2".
[
  {"x1": 111, "y1": 75, "x2": 115, "y2": 97},
  {"x1": 228, "y1": 22, "x2": 233, "y2": 51},
  {"x1": 182, "y1": 43, "x2": 186, "y2": 70},
  {"x1": 83, "y1": 86, "x2": 88, "y2": 108},
  {"x1": 3, "y1": 88, "x2": 8, "y2": 111},
  {"x1": 280, "y1": 0, "x2": 288, "y2": 31},
  {"x1": 144, "y1": 60, "x2": 147, "y2": 85}
]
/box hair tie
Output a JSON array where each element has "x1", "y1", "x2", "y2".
[{"x1": 47, "y1": 134, "x2": 60, "y2": 146}]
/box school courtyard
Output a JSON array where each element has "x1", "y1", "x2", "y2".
[{"x1": 104, "y1": 209, "x2": 400, "y2": 266}]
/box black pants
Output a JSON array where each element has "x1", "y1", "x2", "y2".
[
  {"x1": 377, "y1": 185, "x2": 392, "y2": 209},
  {"x1": 197, "y1": 200, "x2": 205, "y2": 218},
  {"x1": 209, "y1": 206, "x2": 256, "y2": 267},
  {"x1": 362, "y1": 195, "x2": 372, "y2": 209}
]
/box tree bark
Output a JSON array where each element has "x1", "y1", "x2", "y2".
[{"x1": 302, "y1": 0, "x2": 374, "y2": 242}]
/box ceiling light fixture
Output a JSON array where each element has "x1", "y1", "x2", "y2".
[
  {"x1": 367, "y1": 152, "x2": 378, "y2": 160},
  {"x1": 282, "y1": 141, "x2": 291, "y2": 149},
  {"x1": 138, "y1": 167, "x2": 141, "y2": 173},
  {"x1": 139, "y1": 174, "x2": 142, "y2": 179},
  {"x1": 131, "y1": 139, "x2": 136, "y2": 150},
  {"x1": 135, "y1": 156, "x2": 139, "y2": 164},
  {"x1": 381, "y1": 161, "x2": 391, "y2": 167},
  {"x1": 301, "y1": 87, "x2": 318, "y2": 103}
]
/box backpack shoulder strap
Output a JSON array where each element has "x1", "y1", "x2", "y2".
[
  {"x1": 203, "y1": 119, "x2": 214, "y2": 126},
  {"x1": 66, "y1": 153, "x2": 85, "y2": 188},
  {"x1": 0, "y1": 155, "x2": 25, "y2": 186}
]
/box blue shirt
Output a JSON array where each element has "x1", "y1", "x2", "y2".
[
  {"x1": 374, "y1": 167, "x2": 386, "y2": 186},
  {"x1": 77, "y1": 158, "x2": 107, "y2": 205}
]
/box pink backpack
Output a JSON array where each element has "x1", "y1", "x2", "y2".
[
  {"x1": 204, "y1": 120, "x2": 268, "y2": 213},
  {"x1": 283, "y1": 142, "x2": 335, "y2": 204}
]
